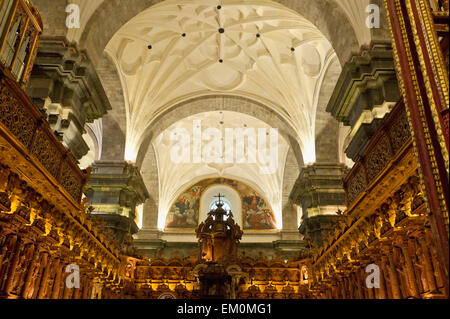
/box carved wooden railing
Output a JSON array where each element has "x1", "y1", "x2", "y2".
[
  {"x1": 0, "y1": 66, "x2": 87, "y2": 203},
  {"x1": 343, "y1": 101, "x2": 412, "y2": 207},
  {"x1": 0, "y1": 0, "x2": 86, "y2": 203}
]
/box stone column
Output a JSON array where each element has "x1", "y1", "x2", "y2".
[
  {"x1": 326, "y1": 42, "x2": 400, "y2": 162},
  {"x1": 349, "y1": 273, "x2": 360, "y2": 299},
  {"x1": 84, "y1": 161, "x2": 149, "y2": 245},
  {"x1": 293, "y1": 163, "x2": 348, "y2": 246},
  {"x1": 274, "y1": 200, "x2": 304, "y2": 254},
  {"x1": 344, "y1": 276, "x2": 353, "y2": 299},
  {"x1": 26, "y1": 37, "x2": 111, "y2": 162}
]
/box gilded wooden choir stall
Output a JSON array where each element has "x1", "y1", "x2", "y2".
[
  {"x1": 0, "y1": 0, "x2": 123, "y2": 299},
  {"x1": 308, "y1": 102, "x2": 448, "y2": 299}
]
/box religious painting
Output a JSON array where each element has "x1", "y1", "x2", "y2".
[
  {"x1": 165, "y1": 177, "x2": 276, "y2": 231},
  {"x1": 242, "y1": 193, "x2": 277, "y2": 230},
  {"x1": 165, "y1": 185, "x2": 202, "y2": 229}
]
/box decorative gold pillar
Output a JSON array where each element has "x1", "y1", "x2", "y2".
[
  {"x1": 37, "y1": 253, "x2": 52, "y2": 299},
  {"x1": 352, "y1": 272, "x2": 363, "y2": 299},
  {"x1": 400, "y1": 240, "x2": 420, "y2": 298},
  {"x1": 21, "y1": 245, "x2": 38, "y2": 299},
  {"x1": 51, "y1": 261, "x2": 64, "y2": 299},
  {"x1": 419, "y1": 236, "x2": 439, "y2": 294},
  {"x1": 385, "y1": 0, "x2": 449, "y2": 284},
  {"x1": 357, "y1": 269, "x2": 368, "y2": 299},
  {"x1": 344, "y1": 276, "x2": 353, "y2": 299},
  {"x1": 0, "y1": 234, "x2": 18, "y2": 291},
  {"x1": 387, "y1": 254, "x2": 402, "y2": 299},
  {"x1": 2, "y1": 239, "x2": 24, "y2": 297},
  {"x1": 46, "y1": 258, "x2": 61, "y2": 299},
  {"x1": 377, "y1": 257, "x2": 388, "y2": 299},
  {"x1": 31, "y1": 252, "x2": 48, "y2": 299},
  {"x1": 425, "y1": 229, "x2": 448, "y2": 296}
]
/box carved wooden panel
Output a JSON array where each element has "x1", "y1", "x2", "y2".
[
  {"x1": 365, "y1": 134, "x2": 392, "y2": 183},
  {"x1": 59, "y1": 160, "x2": 83, "y2": 201},
  {"x1": 346, "y1": 165, "x2": 367, "y2": 205},
  {"x1": 0, "y1": 80, "x2": 36, "y2": 147},
  {"x1": 344, "y1": 102, "x2": 412, "y2": 205},
  {"x1": 29, "y1": 128, "x2": 61, "y2": 179},
  {"x1": 389, "y1": 109, "x2": 411, "y2": 154}
]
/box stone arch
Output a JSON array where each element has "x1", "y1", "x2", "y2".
[
  {"x1": 135, "y1": 95, "x2": 304, "y2": 169},
  {"x1": 314, "y1": 56, "x2": 342, "y2": 163},
  {"x1": 96, "y1": 53, "x2": 127, "y2": 160},
  {"x1": 281, "y1": 147, "x2": 301, "y2": 234},
  {"x1": 78, "y1": 0, "x2": 359, "y2": 67},
  {"x1": 140, "y1": 142, "x2": 159, "y2": 230},
  {"x1": 137, "y1": 95, "x2": 305, "y2": 233}
]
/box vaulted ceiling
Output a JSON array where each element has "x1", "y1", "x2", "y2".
[
  {"x1": 153, "y1": 111, "x2": 290, "y2": 229},
  {"x1": 34, "y1": 0, "x2": 372, "y2": 232},
  {"x1": 105, "y1": 0, "x2": 337, "y2": 164}
]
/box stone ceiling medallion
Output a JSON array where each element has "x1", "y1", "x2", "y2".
[{"x1": 202, "y1": 64, "x2": 246, "y2": 91}]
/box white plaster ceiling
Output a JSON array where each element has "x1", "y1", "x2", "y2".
[
  {"x1": 336, "y1": 0, "x2": 371, "y2": 47},
  {"x1": 153, "y1": 111, "x2": 289, "y2": 230},
  {"x1": 66, "y1": 0, "x2": 104, "y2": 44},
  {"x1": 105, "y1": 0, "x2": 338, "y2": 164},
  {"x1": 68, "y1": 0, "x2": 372, "y2": 48}
]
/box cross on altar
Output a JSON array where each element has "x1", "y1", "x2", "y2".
[{"x1": 214, "y1": 193, "x2": 225, "y2": 204}]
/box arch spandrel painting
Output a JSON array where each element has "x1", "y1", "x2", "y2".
[
  {"x1": 165, "y1": 178, "x2": 276, "y2": 231},
  {"x1": 242, "y1": 193, "x2": 276, "y2": 230},
  {"x1": 165, "y1": 185, "x2": 202, "y2": 229}
]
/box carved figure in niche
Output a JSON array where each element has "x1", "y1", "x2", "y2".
[
  {"x1": 125, "y1": 263, "x2": 133, "y2": 278},
  {"x1": 302, "y1": 267, "x2": 309, "y2": 281}
]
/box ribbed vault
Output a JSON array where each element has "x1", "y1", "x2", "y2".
[{"x1": 105, "y1": 0, "x2": 337, "y2": 164}]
